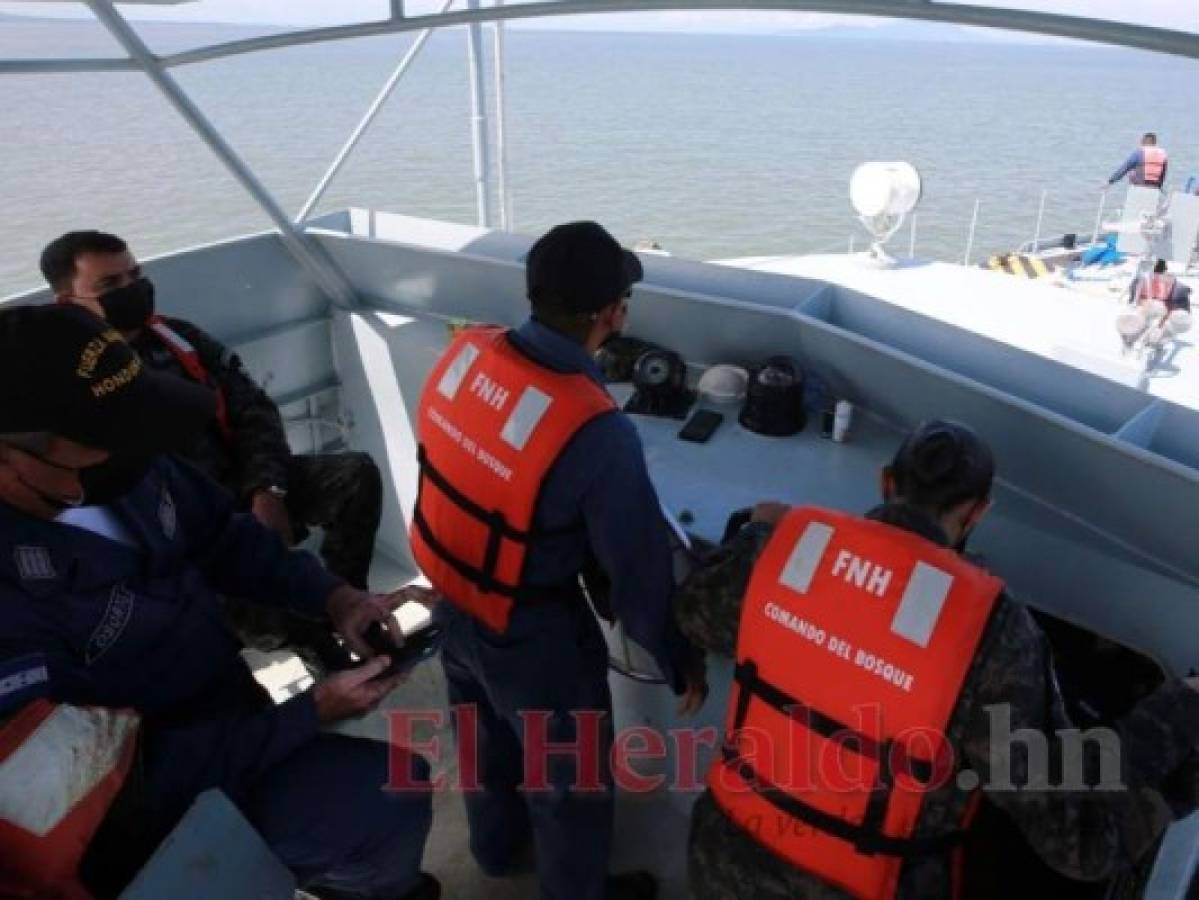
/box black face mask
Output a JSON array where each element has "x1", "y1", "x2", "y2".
[
  {"x1": 98, "y1": 278, "x2": 155, "y2": 332},
  {"x1": 79, "y1": 454, "x2": 154, "y2": 506}
]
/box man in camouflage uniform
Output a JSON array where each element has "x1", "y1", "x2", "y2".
[
  {"x1": 42, "y1": 230, "x2": 383, "y2": 670},
  {"x1": 676, "y1": 420, "x2": 1199, "y2": 899}
]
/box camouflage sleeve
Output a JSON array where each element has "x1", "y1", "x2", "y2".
[
  {"x1": 961, "y1": 596, "x2": 1199, "y2": 881},
  {"x1": 169, "y1": 319, "x2": 291, "y2": 500},
  {"x1": 673, "y1": 521, "x2": 774, "y2": 656}
]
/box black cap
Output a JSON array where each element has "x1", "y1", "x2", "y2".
[
  {"x1": 526, "y1": 221, "x2": 644, "y2": 313},
  {"x1": 0, "y1": 304, "x2": 217, "y2": 455},
  {"x1": 891, "y1": 419, "x2": 994, "y2": 506}
]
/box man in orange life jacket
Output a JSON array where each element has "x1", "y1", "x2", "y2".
[
  {"x1": 676, "y1": 421, "x2": 1199, "y2": 899},
  {"x1": 1120, "y1": 258, "x2": 1193, "y2": 351},
  {"x1": 1107, "y1": 132, "x2": 1169, "y2": 189},
  {"x1": 415, "y1": 221, "x2": 706, "y2": 900},
  {"x1": 42, "y1": 230, "x2": 383, "y2": 671},
  {"x1": 1128, "y1": 258, "x2": 1191, "y2": 313}
]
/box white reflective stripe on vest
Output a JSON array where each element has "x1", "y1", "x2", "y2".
[
  {"x1": 776, "y1": 524, "x2": 955, "y2": 646},
  {"x1": 891, "y1": 562, "x2": 954, "y2": 648},
  {"x1": 149, "y1": 322, "x2": 196, "y2": 354},
  {"x1": 0, "y1": 706, "x2": 138, "y2": 837},
  {"x1": 500, "y1": 386, "x2": 553, "y2": 451},
  {"x1": 436, "y1": 343, "x2": 481, "y2": 401},
  {"x1": 778, "y1": 522, "x2": 835, "y2": 595}
]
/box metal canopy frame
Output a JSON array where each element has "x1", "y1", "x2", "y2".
[
  {"x1": 3, "y1": 1, "x2": 1197, "y2": 305},
  {"x1": 3, "y1": 0, "x2": 1197, "y2": 75}
]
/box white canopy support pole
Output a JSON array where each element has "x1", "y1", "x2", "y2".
[
  {"x1": 297, "y1": 0, "x2": 455, "y2": 224},
  {"x1": 7, "y1": 3, "x2": 1198, "y2": 75},
  {"x1": 466, "y1": 0, "x2": 495, "y2": 228},
  {"x1": 493, "y1": 0, "x2": 514, "y2": 231},
  {"x1": 81, "y1": 0, "x2": 357, "y2": 308},
  {"x1": 908, "y1": 212, "x2": 917, "y2": 258}
]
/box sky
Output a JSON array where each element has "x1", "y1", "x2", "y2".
[{"x1": 0, "y1": 0, "x2": 1196, "y2": 33}]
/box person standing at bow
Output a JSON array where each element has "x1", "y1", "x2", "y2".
[{"x1": 411, "y1": 221, "x2": 706, "y2": 900}]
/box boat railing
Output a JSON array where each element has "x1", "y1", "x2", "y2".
[{"x1": 854, "y1": 189, "x2": 1123, "y2": 266}]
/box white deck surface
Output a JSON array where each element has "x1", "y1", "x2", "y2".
[{"x1": 719, "y1": 253, "x2": 1199, "y2": 412}]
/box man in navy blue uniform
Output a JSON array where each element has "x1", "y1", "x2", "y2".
[
  {"x1": 419, "y1": 222, "x2": 707, "y2": 900},
  {"x1": 0, "y1": 304, "x2": 437, "y2": 899}
]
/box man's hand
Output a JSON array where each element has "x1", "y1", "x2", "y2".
[
  {"x1": 0, "y1": 438, "x2": 107, "y2": 519},
  {"x1": 251, "y1": 489, "x2": 294, "y2": 545},
  {"x1": 751, "y1": 501, "x2": 789, "y2": 526},
  {"x1": 326, "y1": 584, "x2": 438, "y2": 660},
  {"x1": 312, "y1": 656, "x2": 405, "y2": 724}
]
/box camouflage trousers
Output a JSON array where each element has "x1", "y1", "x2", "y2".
[
  {"x1": 688, "y1": 790, "x2": 850, "y2": 900},
  {"x1": 284, "y1": 451, "x2": 384, "y2": 590},
  {"x1": 225, "y1": 452, "x2": 384, "y2": 673}
]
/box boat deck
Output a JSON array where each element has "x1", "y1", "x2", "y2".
[
  {"x1": 253, "y1": 549, "x2": 692, "y2": 900},
  {"x1": 719, "y1": 253, "x2": 1199, "y2": 410}
]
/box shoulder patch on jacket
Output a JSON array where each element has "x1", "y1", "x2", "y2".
[
  {"x1": 14, "y1": 546, "x2": 56, "y2": 582},
  {"x1": 0, "y1": 653, "x2": 50, "y2": 716},
  {"x1": 86, "y1": 586, "x2": 135, "y2": 664}
]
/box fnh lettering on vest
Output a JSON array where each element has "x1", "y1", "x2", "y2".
[
  {"x1": 427, "y1": 406, "x2": 515, "y2": 483},
  {"x1": 763, "y1": 540, "x2": 940, "y2": 695},
  {"x1": 764, "y1": 600, "x2": 916, "y2": 694},
  {"x1": 427, "y1": 345, "x2": 560, "y2": 483}
]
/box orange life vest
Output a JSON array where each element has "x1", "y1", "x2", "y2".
[
  {"x1": 146, "y1": 317, "x2": 233, "y2": 443},
  {"x1": 410, "y1": 327, "x2": 616, "y2": 633},
  {"x1": 708, "y1": 507, "x2": 1002, "y2": 900},
  {"x1": 1141, "y1": 146, "x2": 1168, "y2": 186},
  {"x1": 1138, "y1": 274, "x2": 1176, "y2": 304},
  {"x1": 0, "y1": 700, "x2": 139, "y2": 899}
]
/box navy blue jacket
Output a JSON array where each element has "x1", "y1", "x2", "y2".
[
  {"x1": 507, "y1": 319, "x2": 694, "y2": 692},
  {"x1": 0, "y1": 456, "x2": 341, "y2": 795},
  {"x1": 1109, "y1": 147, "x2": 1169, "y2": 186}
]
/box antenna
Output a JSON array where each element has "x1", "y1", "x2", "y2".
[{"x1": 849, "y1": 162, "x2": 923, "y2": 265}]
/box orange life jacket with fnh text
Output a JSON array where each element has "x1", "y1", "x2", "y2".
[
  {"x1": 410, "y1": 327, "x2": 616, "y2": 633},
  {"x1": 0, "y1": 700, "x2": 139, "y2": 899},
  {"x1": 146, "y1": 317, "x2": 233, "y2": 443},
  {"x1": 708, "y1": 507, "x2": 1002, "y2": 899}
]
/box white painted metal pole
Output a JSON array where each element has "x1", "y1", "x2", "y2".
[
  {"x1": 466, "y1": 0, "x2": 494, "y2": 228},
  {"x1": 1092, "y1": 189, "x2": 1108, "y2": 246},
  {"x1": 83, "y1": 0, "x2": 356, "y2": 307},
  {"x1": 493, "y1": 0, "x2": 513, "y2": 231},
  {"x1": 1033, "y1": 188, "x2": 1047, "y2": 251},
  {"x1": 297, "y1": 0, "x2": 454, "y2": 223},
  {"x1": 908, "y1": 213, "x2": 917, "y2": 258},
  {"x1": 963, "y1": 199, "x2": 980, "y2": 266}
]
